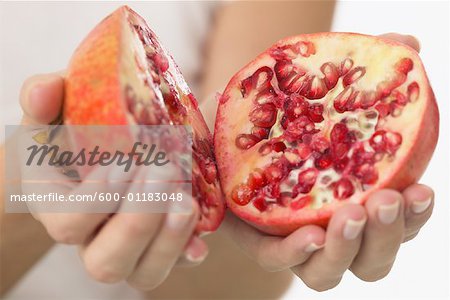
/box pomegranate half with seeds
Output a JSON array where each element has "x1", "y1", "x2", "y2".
[
  {"x1": 215, "y1": 33, "x2": 439, "y2": 236},
  {"x1": 64, "y1": 6, "x2": 224, "y2": 233}
]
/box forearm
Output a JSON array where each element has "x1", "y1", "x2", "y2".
[
  {"x1": 0, "y1": 144, "x2": 54, "y2": 295},
  {"x1": 200, "y1": 1, "x2": 336, "y2": 129}
]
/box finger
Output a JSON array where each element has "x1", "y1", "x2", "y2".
[
  {"x1": 402, "y1": 184, "x2": 434, "y2": 241},
  {"x1": 350, "y1": 190, "x2": 404, "y2": 282},
  {"x1": 80, "y1": 167, "x2": 165, "y2": 283},
  {"x1": 378, "y1": 33, "x2": 421, "y2": 52},
  {"x1": 222, "y1": 212, "x2": 326, "y2": 272},
  {"x1": 127, "y1": 198, "x2": 199, "y2": 290},
  {"x1": 292, "y1": 204, "x2": 366, "y2": 291},
  {"x1": 35, "y1": 164, "x2": 140, "y2": 244},
  {"x1": 176, "y1": 236, "x2": 209, "y2": 267},
  {"x1": 20, "y1": 73, "x2": 64, "y2": 125}
]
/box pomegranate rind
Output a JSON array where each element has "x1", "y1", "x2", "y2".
[
  {"x1": 215, "y1": 32, "x2": 438, "y2": 236},
  {"x1": 64, "y1": 6, "x2": 225, "y2": 233}
]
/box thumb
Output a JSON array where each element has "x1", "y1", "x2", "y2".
[
  {"x1": 378, "y1": 33, "x2": 421, "y2": 53},
  {"x1": 20, "y1": 72, "x2": 65, "y2": 125}
]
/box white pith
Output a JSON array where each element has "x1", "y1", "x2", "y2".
[{"x1": 216, "y1": 34, "x2": 429, "y2": 218}]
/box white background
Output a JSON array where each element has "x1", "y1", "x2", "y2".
[{"x1": 1, "y1": 1, "x2": 449, "y2": 300}]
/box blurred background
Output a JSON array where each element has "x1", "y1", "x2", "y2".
[{"x1": 1, "y1": 1, "x2": 449, "y2": 299}]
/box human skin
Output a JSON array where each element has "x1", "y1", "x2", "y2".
[{"x1": 0, "y1": 1, "x2": 434, "y2": 298}]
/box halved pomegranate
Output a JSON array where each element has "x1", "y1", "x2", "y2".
[
  {"x1": 64, "y1": 6, "x2": 225, "y2": 233},
  {"x1": 215, "y1": 33, "x2": 439, "y2": 236}
]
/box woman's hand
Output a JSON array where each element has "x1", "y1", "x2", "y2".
[
  {"x1": 221, "y1": 33, "x2": 434, "y2": 291},
  {"x1": 18, "y1": 73, "x2": 208, "y2": 290},
  {"x1": 222, "y1": 185, "x2": 434, "y2": 291}
]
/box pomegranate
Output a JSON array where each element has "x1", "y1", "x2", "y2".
[
  {"x1": 64, "y1": 6, "x2": 225, "y2": 233},
  {"x1": 214, "y1": 33, "x2": 439, "y2": 236}
]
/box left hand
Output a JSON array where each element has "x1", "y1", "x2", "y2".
[{"x1": 222, "y1": 184, "x2": 434, "y2": 291}]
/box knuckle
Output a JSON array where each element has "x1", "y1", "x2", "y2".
[
  {"x1": 258, "y1": 260, "x2": 281, "y2": 272},
  {"x1": 46, "y1": 223, "x2": 84, "y2": 244},
  {"x1": 127, "y1": 277, "x2": 162, "y2": 291},
  {"x1": 302, "y1": 276, "x2": 341, "y2": 292},
  {"x1": 122, "y1": 216, "x2": 154, "y2": 237},
  {"x1": 353, "y1": 264, "x2": 393, "y2": 282},
  {"x1": 83, "y1": 254, "x2": 123, "y2": 283},
  {"x1": 403, "y1": 231, "x2": 419, "y2": 243}
]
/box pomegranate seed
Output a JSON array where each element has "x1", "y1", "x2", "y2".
[
  {"x1": 280, "y1": 115, "x2": 289, "y2": 129},
  {"x1": 253, "y1": 196, "x2": 268, "y2": 212},
  {"x1": 352, "y1": 145, "x2": 375, "y2": 164},
  {"x1": 332, "y1": 143, "x2": 350, "y2": 160},
  {"x1": 152, "y1": 53, "x2": 169, "y2": 73},
  {"x1": 247, "y1": 169, "x2": 267, "y2": 190},
  {"x1": 249, "y1": 103, "x2": 277, "y2": 127},
  {"x1": 231, "y1": 184, "x2": 255, "y2": 206},
  {"x1": 375, "y1": 103, "x2": 390, "y2": 118},
  {"x1": 310, "y1": 135, "x2": 329, "y2": 153},
  {"x1": 297, "y1": 143, "x2": 312, "y2": 159},
  {"x1": 340, "y1": 58, "x2": 354, "y2": 75},
  {"x1": 392, "y1": 90, "x2": 408, "y2": 105},
  {"x1": 334, "y1": 157, "x2": 349, "y2": 172},
  {"x1": 407, "y1": 82, "x2": 419, "y2": 102},
  {"x1": 264, "y1": 182, "x2": 281, "y2": 199},
  {"x1": 354, "y1": 164, "x2": 378, "y2": 184},
  {"x1": 370, "y1": 130, "x2": 387, "y2": 152},
  {"x1": 241, "y1": 66, "x2": 273, "y2": 97},
  {"x1": 343, "y1": 66, "x2": 366, "y2": 87},
  {"x1": 296, "y1": 168, "x2": 318, "y2": 194},
  {"x1": 298, "y1": 41, "x2": 316, "y2": 57},
  {"x1": 385, "y1": 131, "x2": 402, "y2": 154},
  {"x1": 321, "y1": 62, "x2": 339, "y2": 89},
  {"x1": 334, "y1": 86, "x2": 357, "y2": 113},
  {"x1": 284, "y1": 150, "x2": 303, "y2": 166},
  {"x1": 271, "y1": 141, "x2": 287, "y2": 152},
  {"x1": 314, "y1": 151, "x2": 333, "y2": 170},
  {"x1": 304, "y1": 76, "x2": 328, "y2": 99},
  {"x1": 264, "y1": 164, "x2": 285, "y2": 182},
  {"x1": 270, "y1": 43, "x2": 300, "y2": 60},
  {"x1": 251, "y1": 126, "x2": 270, "y2": 140},
  {"x1": 255, "y1": 86, "x2": 277, "y2": 104},
  {"x1": 330, "y1": 123, "x2": 348, "y2": 143},
  {"x1": 333, "y1": 178, "x2": 355, "y2": 200},
  {"x1": 284, "y1": 116, "x2": 316, "y2": 142},
  {"x1": 358, "y1": 91, "x2": 378, "y2": 109},
  {"x1": 395, "y1": 57, "x2": 413, "y2": 74},
  {"x1": 274, "y1": 60, "x2": 307, "y2": 94},
  {"x1": 199, "y1": 158, "x2": 217, "y2": 184},
  {"x1": 389, "y1": 101, "x2": 402, "y2": 117},
  {"x1": 258, "y1": 143, "x2": 272, "y2": 155},
  {"x1": 290, "y1": 195, "x2": 312, "y2": 210},
  {"x1": 235, "y1": 134, "x2": 259, "y2": 150},
  {"x1": 284, "y1": 94, "x2": 308, "y2": 120},
  {"x1": 308, "y1": 103, "x2": 324, "y2": 123}
]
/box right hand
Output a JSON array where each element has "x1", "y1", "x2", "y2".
[{"x1": 18, "y1": 73, "x2": 209, "y2": 290}]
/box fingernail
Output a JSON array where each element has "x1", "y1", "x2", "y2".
[
  {"x1": 378, "y1": 201, "x2": 400, "y2": 224},
  {"x1": 185, "y1": 252, "x2": 208, "y2": 263},
  {"x1": 304, "y1": 243, "x2": 324, "y2": 253},
  {"x1": 165, "y1": 212, "x2": 192, "y2": 230},
  {"x1": 343, "y1": 218, "x2": 366, "y2": 240},
  {"x1": 185, "y1": 249, "x2": 208, "y2": 263},
  {"x1": 412, "y1": 197, "x2": 432, "y2": 214}
]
